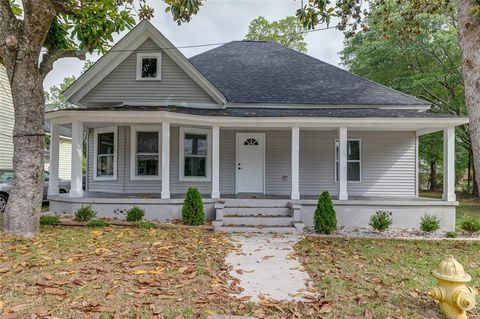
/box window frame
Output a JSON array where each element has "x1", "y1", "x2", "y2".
[
  {"x1": 93, "y1": 127, "x2": 118, "y2": 181},
  {"x1": 334, "y1": 138, "x2": 361, "y2": 183},
  {"x1": 179, "y1": 127, "x2": 211, "y2": 182},
  {"x1": 136, "y1": 53, "x2": 162, "y2": 81},
  {"x1": 130, "y1": 125, "x2": 162, "y2": 181}
]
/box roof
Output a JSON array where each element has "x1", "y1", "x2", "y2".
[
  {"x1": 44, "y1": 120, "x2": 71, "y2": 138},
  {"x1": 189, "y1": 41, "x2": 430, "y2": 107},
  {"x1": 47, "y1": 105, "x2": 458, "y2": 119}
]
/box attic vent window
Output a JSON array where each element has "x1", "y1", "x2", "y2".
[{"x1": 136, "y1": 53, "x2": 162, "y2": 80}]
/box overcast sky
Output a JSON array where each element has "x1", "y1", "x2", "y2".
[{"x1": 43, "y1": 0, "x2": 345, "y2": 91}]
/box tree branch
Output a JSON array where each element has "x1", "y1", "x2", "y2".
[
  {"x1": 39, "y1": 49, "x2": 86, "y2": 81},
  {"x1": 51, "y1": 0, "x2": 75, "y2": 14},
  {"x1": 0, "y1": 0, "x2": 17, "y2": 32}
]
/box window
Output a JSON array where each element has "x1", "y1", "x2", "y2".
[
  {"x1": 93, "y1": 127, "x2": 117, "y2": 181},
  {"x1": 130, "y1": 126, "x2": 161, "y2": 180},
  {"x1": 335, "y1": 139, "x2": 361, "y2": 182},
  {"x1": 244, "y1": 138, "x2": 259, "y2": 146},
  {"x1": 136, "y1": 53, "x2": 162, "y2": 80},
  {"x1": 179, "y1": 127, "x2": 211, "y2": 181}
]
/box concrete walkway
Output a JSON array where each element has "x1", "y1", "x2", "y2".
[{"x1": 226, "y1": 233, "x2": 317, "y2": 302}]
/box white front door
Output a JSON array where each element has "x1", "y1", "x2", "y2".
[{"x1": 236, "y1": 133, "x2": 265, "y2": 193}]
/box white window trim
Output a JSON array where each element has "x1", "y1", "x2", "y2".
[
  {"x1": 334, "y1": 138, "x2": 362, "y2": 183},
  {"x1": 136, "y1": 52, "x2": 162, "y2": 81},
  {"x1": 130, "y1": 126, "x2": 162, "y2": 181},
  {"x1": 93, "y1": 127, "x2": 117, "y2": 181},
  {"x1": 179, "y1": 127, "x2": 211, "y2": 182}
]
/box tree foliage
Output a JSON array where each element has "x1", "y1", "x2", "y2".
[
  {"x1": 245, "y1": 16, "x2": 307, "y2": 52},
  {"x1": 340, "y1": 0, "x2": 472, "y2": 192}
]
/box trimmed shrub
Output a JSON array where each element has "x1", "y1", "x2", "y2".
[
  {"x1": 126, "y1": 206, "x2": 145, "y2": 222},
  {"x1": 74, "y1": 205, "x2": 97, "y2": 222},
  {"x1": 87, "y1": 219, "x2": 109, "y2": 228},
  {"x1": 460, "y1": 216, "x2": 480, "y2": 233},
  {"x1": 136, "y1": 220, "x2": 157, "y2": 229},
  {"x1": 420, "y1": 214, "x2": 441, "y2": 233},
  {"x1": 369, "y1": 211, "x2": 392, "y2": 232},
  {"x1": 313, "y1": 191, "x2": 337, "y2": 234},
  {"x1": 40, "y1": 215, "x2": 60, "y2": 226},
  {"x1": 182, "y1": 187, "x2": 205, "y2": 225},
  {"x1": 446, "y1": 231, "x2": 458, "y2": 239}
]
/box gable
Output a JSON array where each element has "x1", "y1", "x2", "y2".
[{"x1": 81, "y1": 39, "x2": 217, "y2": 107}]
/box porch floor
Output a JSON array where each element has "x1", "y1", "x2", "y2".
[{"x1": 62, "y1": 191, "x2": 444, "y2": 202}]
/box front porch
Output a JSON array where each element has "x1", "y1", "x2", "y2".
[{"x1": 45, "y1": 109, "x2": 464, "y2": 231}]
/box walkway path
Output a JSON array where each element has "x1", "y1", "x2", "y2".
[{"x1": 226, "y1": 233, "x2": 317, "y2": 302}]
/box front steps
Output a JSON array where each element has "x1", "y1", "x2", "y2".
[{"x1": 213, "y1": 199, "x2": 304, "y2": 234}]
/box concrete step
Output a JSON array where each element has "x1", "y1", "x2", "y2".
[
  {"x1": 217, "y1": 225, "x2": 297, "y2": 234},
  {"x1": 223, "y1": 216, "x2": 293, "y2": 226},
  {"x1": 223, "y1": 206, "x2": 291, "y2": 216}
]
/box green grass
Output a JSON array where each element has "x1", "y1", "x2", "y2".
[
  {"x1": 296, "y1": 237, "x2": 480, "y2": 319},
  {"x1": 420, "y1": 191, "x2": 480, "y2": 224}
]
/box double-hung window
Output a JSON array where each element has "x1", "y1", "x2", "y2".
[
  {"x1": 136, "y1": 53, "x2": 162, "y2": 80},
  {"x1": 179, "y1": 127, "x2": 211, "y2": 181},
  {"x1": 94, "y1": 127, "x2": 117, "y2": 181},
  {"x1": 130, "y1": 126, "x2": 161, "y2": 180},
  {"x1": 335, "y1": 139, "x2": 361, "y2": 182}
]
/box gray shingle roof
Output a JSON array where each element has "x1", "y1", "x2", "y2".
[
  {"x1": 189, "y1": 41, "x2": 429, "y2": 106},
  {"x1": 51, "y1": 106, "x2": 459, "y2": 119}
]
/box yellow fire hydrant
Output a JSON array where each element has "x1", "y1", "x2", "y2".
[{"x1": 428, "y1": 256, "x2": 478, "y2": 319}]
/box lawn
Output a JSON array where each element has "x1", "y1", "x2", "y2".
[
  {"x1": 2, "y1": 227, "x2": 480, "y2": 318},
  {"x1": 296, "y1": 237, "x2": 480, "y2": 319},
  {"x1": 420, "y1": 191, "x2": 480, "y2": 222}
]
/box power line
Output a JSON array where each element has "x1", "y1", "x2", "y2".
[{"x1": 37, "y1": 24, "x2": 340, "y2": 53}]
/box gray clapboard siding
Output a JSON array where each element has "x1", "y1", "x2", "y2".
[
  {"x1": 219, "y1": 129, "x2": 236, "y2": 194},
  {"x1": 265, "y1": 130, "x2": 292, "y2": 195},
  {"x1": 0, "y1": 65, "x2": 14, "y2": 169},
  {"x1": 299, "y1": 130, "x2": 415, "y2": 197},
  {"x1": 81, "y1": 39, "x2": 216, "y2": 106}
]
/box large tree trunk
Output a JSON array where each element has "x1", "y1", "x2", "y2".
[
  {"x1": 458, "y1": 0, "x2": 480, "y2": 199},
  {"x1": 429, "y1": 160, "x2": 437, "y2": 191},
  {"x1": 3, "y1": 60, "x2": 45, "y2": 237}
]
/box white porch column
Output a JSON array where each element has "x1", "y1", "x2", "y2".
[
  {"x1": 70, "y1": 121, "x2": 83, "y2": 197},
  {"x1": 443, "y1": 127, "x2": 456, "y2": 201},
  {"x1": 291, "y1": 126, "x2": 300, "y2": 200},
  {"x1": 338, "y1": 127, "x2": 348, "y2": 200},
  {"x1": 161, "y1": 122, "x2": 171, "y2": 199},
  {"x1": 47, "y1": 122, "x2": 60, "y2": 196},
  {"x1": 211, "y1": 125, "x2": 220, "y2": 199}
]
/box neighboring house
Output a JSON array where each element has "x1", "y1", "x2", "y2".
[
  {"x1": 46, "y1": 21, "x2": 468, "y2": 232},
  {"x1": 0, "y1": 64, "x2": 72, "y2": 178},
  {"x1": 44, "y1": 121, "x2": 72, "y2": 180},
  {"x1": 0, "y1": 64, "x2": 14, "y2": 169}
]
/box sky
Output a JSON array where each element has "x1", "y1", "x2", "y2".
[{"x1": 43, "y1": 0, "x2": 345, "y2": 91}]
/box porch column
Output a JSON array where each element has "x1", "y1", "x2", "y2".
[
  {"x1": 211, "y1": 125, "x2": 220, "y2": 199},
  {"x1": 291, "y1": 126, "x2": 300, "y2": 200},
  {"x1": 161, "y1": 122, "x2": 170, "y2": 199},
  {"x1": 338, "y1": 127, "x2": 348, "y2": 200},
  {"x1": 47, "y1": 122, "x2": 60, "y2": 196},
  {"x1": 70, "y1": 121, "x2": 83, "y2": 197},
  {"x1": 443, "y1": 127, "x2": 456, "y2": 201}
]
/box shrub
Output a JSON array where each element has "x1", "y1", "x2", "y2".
[
  {"x1": 369, "y1": 211, "x2": 392, "y2": 232},
  {"x1": 136, "y1": 220, "x2": 157, "y2": 229},
  {"x1": 181, "y1": 187, "x2": 205, "y2": 225},
  {"x1": 460, "y1": 216, "x2": 480, "y2": 233},
  {"x1": 313, "y1": 191, "x2": 337, "y2": 234},
  {"x1": 420, "y1": 214, "x2": 441, "y2": 233},
  {"x1": 74, "y1": 205, "x2": 97, "y2": 222},
  {"x1": 126, "y1": 206, "x2": 145, "y2": 222},
  {"x1": 40, "y1": 215, "x2": 60, "y2": 226},
  {"x1": 446, "y1": 231, "x2": 458, "y2": 239},
  {"x1": 87, "y1": 219, "x2": 109, "y2": 228}
]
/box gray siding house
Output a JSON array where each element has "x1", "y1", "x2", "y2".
[{"x1": 46, "y1": 21, "x2": 467, "y2": 232}]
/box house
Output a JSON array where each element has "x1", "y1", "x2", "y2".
[
  {"x1": 0, "y1": 64, "x2": 72, "y2": 179},
  {"x1": 44, "y1": 121, "x2": 72, "y2": 180},
  {"x1": 46, "y1": 20, "x2": 468, "y2": 232}
]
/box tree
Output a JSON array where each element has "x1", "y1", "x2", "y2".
[
  {"x1": 0, "y1": 0, "x2": 203, "y2": 237},
  {"x1": 296, "y1": 0, "x2": 480, "y2": 198},
  {"x1": 340, "y1": 0, "x2": 473, "y2": 194},
  {"x1": 244, "y1": 16, "x2": 307, "y2": 53},
  {"x1": 45, "y1": 60, "x2": 93, "y2": 110}
]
